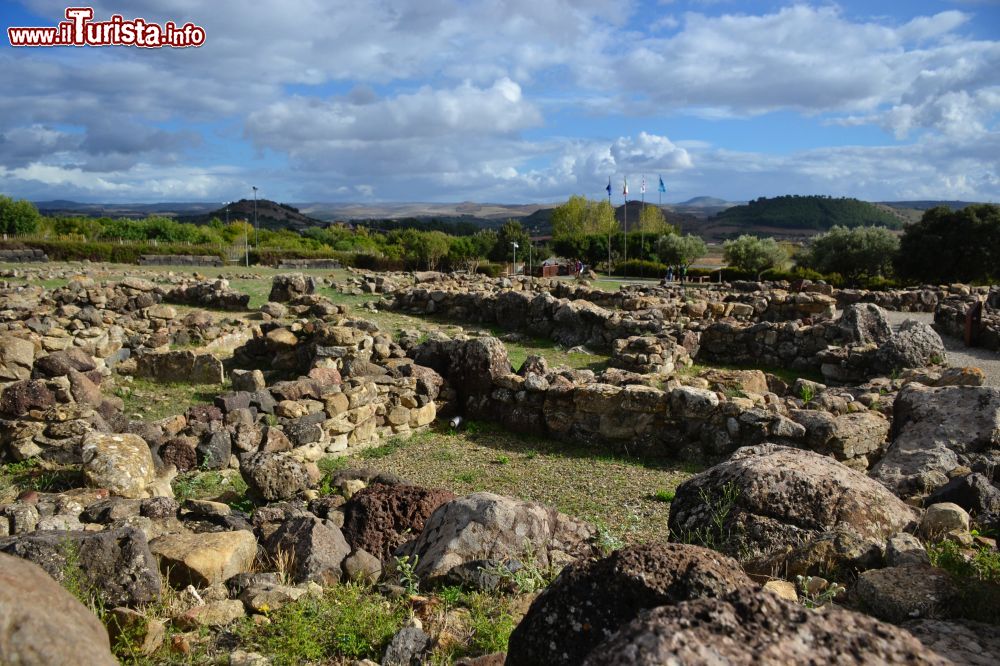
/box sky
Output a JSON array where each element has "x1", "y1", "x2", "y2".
[{"x1": 1, "y1": 0, "x2": 998, "y2": 204}]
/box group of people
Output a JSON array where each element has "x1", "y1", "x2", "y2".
[{"x1": 664, "y1": 264, "x2": 688, "y2": 283}]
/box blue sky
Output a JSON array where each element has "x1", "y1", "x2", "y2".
[{"x1": 1, "y1": 0, "x2": 998, "y2": 204}]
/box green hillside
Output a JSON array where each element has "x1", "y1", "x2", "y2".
[{"x1": 713, "y1": 195, "x2": 904, "y2": 230}]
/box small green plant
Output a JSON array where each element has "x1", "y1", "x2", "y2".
[
  {"x1": 359, "y1": 437, "x2": 406, "y2": 459},
  {"x1": 393, "y1": 554, "x2": 421, "y2": 596},
  {"x1": 478, "y1": 545, "x2": 556, "y2": 594},
  {"x1": 653, "y1": 488, "x2": 675, "y2": 503},
  {"x1": 798, "y1": 383, "x2": 815, "y2": 404},
  {"x1": 454, "y1": 470, "x2": 479, "y2": 484},
  {"x1": 723, "y1": 386, "x2": 747, "y2": 399},
  {"x1": 927, "y1": 540, "x2": 1000, "y2": 622},
  {"x1": 929, "y1": 353, "x2": 944, "y2": 365},
  {"x1": 676, "y1": 480, "x2": 740, "y2": 551},
  {"x1": 494, "y1": 455, "x2": 511, "y2": 465},
  {"x1": 795, "y1": 575, "x2": 845, "y2": 608},
  {"x1": 594, "y1": 521, "x2": 625, "y2": 556}
]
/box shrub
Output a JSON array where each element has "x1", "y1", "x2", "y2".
[
  {"x1": 614, "y1": 259, "x2": 667, "y2": 277},
  {"x1": 476, "y1": 263, "x2": 505, "y2": 277}
]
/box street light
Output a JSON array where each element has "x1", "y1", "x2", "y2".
[
  {"x1": 511, "y1": 241, "x2": 519, "y2": 276},
  {"x1": 252, "y1": 186, "x2": 259, "y2": 248}
]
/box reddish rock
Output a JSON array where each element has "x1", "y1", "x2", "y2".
[{"x1": 342, "y1": 482, "x2": 457, "y2": 561}]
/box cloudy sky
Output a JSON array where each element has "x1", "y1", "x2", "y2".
[{"x1": 1, "y1": 0, "x2": 998, "y2": 204}]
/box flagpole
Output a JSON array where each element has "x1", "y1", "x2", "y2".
[
  {"x1": 640, "y1": 175, "x2": 645, "y2": 276},
  {"x1": 607, "y1": 177, "x2": 612, "y2": 279},
  {"x1": 622, "y1": 177, "x2": 627, "y2": 279}
]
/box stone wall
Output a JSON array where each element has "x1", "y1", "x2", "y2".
[
  {"x1": 137, "y1": 254, "x2": 224, "y2": 267},
  {"x1": 276, "y1": 259, "x2": 342, "y2": 269},
  {"x1": 934, "y1": 294, "x2": 1000, "y2": 351},
  {"x1": 0, "y1": 248, "x2": 48, "y2": 263}
]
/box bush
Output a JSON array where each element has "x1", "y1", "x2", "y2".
[
  {"x1": 476, "y1": 263, "x2": 505, "y2": 277},
  {"x1": 1, "y1": 240, "x2": 227, "y2": 263},
  {"x1": 614, "y1": 259, "x2": 667, "y2": 277}
]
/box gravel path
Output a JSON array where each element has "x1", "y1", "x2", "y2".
[{"x1": 883, "y1": 310, "x2": 1000, "y2": 388}]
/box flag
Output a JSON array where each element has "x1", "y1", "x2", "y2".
[
  {"x1": 623, "y1": 177, "x2": 628, "y2": 197},
  {"x1": 658, "y1": 175, "x2": 666, "y2": 193},
  {"x1": 641, "y1": 176, "x2": 646, "y2": 194},
  {"x1": 606, "y1": 177, "x2": 612, "y2": 197}
]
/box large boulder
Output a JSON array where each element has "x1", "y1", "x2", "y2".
[
  {"x1": 925, "y1": 473, "x2": 1000, "y2": 515},
  {"x1": 837, "y1": 303, "x2": 893, "y2": 345},
  {"x1": 82, "y1": 432, "x2": 156, "y2": 499},
  {"x1": 263, "y1": 516, "x2": 351, "y2": 584},
  {"x1": 269, "y1": 273, "x2": 316, "y2": 302},
  {"x1": 0, "y1": 526, "x2": 161, "y2": 607},
  {"x1": 400, "y1": 492, "x2": 595, "y2": 582},
  {"x1": 667, "y1": 444, "x2": 918, "y2": 577},
  {"x1": 506, "y1": 543, "x2": 752, "y2": 666},
  {"x1": 447, "y1": 337, "x2": 512, "y2": 396},
  {"x1": 855, "y1": 563, "x2": 959, "y2": 623},
  {"x1": 0, "y1": 552, "x2": 117, "y2": 666},
  {"x1": 240, "y1": 452, "x2": 321, "y2": 501},
  {"x1": 0, "y1": 379, "x2": 56, "y2": 416},
  {"x1": 0, "y1": 335, "x2": 35, "y2": 382},
  {"x1": 341, "y1": 483, "x2": 457, "y2": 561},
  {"x1": 788, "y1": 409, "x2": 890, "y2": 464},
  {"x1": 871, "y1": 384, "x2": 1000, "y2": 498},
  {"x1": 581, "y1": 588, "x2": 948, "y2": 665},
  {"x1": 32, "y1": 347, "x2": 96, "y2": 378},
  {"x1": 149, "y1": 530, "x2": 257, "y2": 587},
  {"x1": 875, "y1": 319, "x2": 946, "y2": 372}
]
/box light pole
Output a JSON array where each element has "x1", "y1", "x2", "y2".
[
  {"x1": 252, "y1": 186, "x2": 259, "y2": 248},
  {"x1": 511, "y1": 241, "x2": 519, "y2": 276}
]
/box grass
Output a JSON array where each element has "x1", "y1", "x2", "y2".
[
  {"x1": 172, "y1": 469, "x2": 248, "y2": 506},
  {"x1": 111, "y1": 377, "x2": 227, "y2": 421},
  {"x1": 333, "y1": 421, "x2": 698, "y2": 545},
  {"x1": 927, "y1": 539, "x2": 1000, "y2": 623},
  {"x1": 0, "y1": 459, "x2": 83, "y2": 502}
]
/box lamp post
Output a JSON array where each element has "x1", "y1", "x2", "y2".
[
  {"x1": 251, "y1": 186, "x2": 259, "y2": 248},
  {"x1": 511, "y1": 241, "x2": 519, "y2": 276}
]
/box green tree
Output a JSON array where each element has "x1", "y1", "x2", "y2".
[
  {"x1": 802, "y1": 225, "x2": 899, "y2": 285},
  {"x1": 723, "y1": 234, "x2": 788, "y2": 279},
  {"x1": 637, "y1": 205, "x2": 673, "y2": 235},
  {"x1": 550, "y1": 195, "x2": 589, "y2": 239},
  {"x1": 656, "y1": 233, "x2": 707, "y2": 269},
  {"x1": 490, "y1": 219, "x2": 531, "y2": 263},
  {"x1": 0, "y1": 196, "x2": 42, "y2": 235},
  {"x1": 584, "y1": 199, "x2": 618, "y2": 237},
  {"x1": 894, "y1": 204, "x2": 1000, "y2": 284}
]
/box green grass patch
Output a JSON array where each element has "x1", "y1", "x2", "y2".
[
  {"x1": 112, "y1": 377, "x2": 225, "y2": 421},
  {"x1": 172, "y1": 470, "x2": 248, "y2": 506},
  {"x1": 0, "y1": 459, "x2": 82, "y2": 501},
  {"x1": 229, "y1": 583, "x2": 409, "y2": 664},
  {"x1": 927, "y1": 540, "x2": 1000, "y2": 623}
]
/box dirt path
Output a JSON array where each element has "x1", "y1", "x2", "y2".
[{"x1": 883, "y1": 311, "x2": 1000, "y2": 388}]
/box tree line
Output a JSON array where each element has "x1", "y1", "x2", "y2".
[{"x1": 1, "y1": 194, "x2": 997, "y2": 285}]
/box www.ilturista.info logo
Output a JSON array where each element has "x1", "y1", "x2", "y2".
[{"x1": 7, "y1": 7, "x2": 206, "y2": 48}]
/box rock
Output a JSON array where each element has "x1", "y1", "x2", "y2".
[
  {"x1": 837, "y1": 303, "x2": 893, "y2": 345},
  {"x1": 259, "y1": 301, "x2": 288, "y2": 319},
  {"x1": 762, "y1": 579, "x2": 798, "y2": 602},
  {"x1": 241, "y1": 452, "x2": 320, "y2": 501},
  {"x1": 149, "y1": 530, "x2": 257, "y2": 587},
  {"x1": 789, "y1": 409, "x2": 890, "y2": 461},
  {"x1": 699, "y1": 368, "x2": 769, "y2": 395},
  {"x1": 446, "y1": 337, "x2": 512, "y2": 396},
  {"x1": 0, "y1": 526, "x2": 161, "y2": 607},
  {"x1": 231, "y1": 368, "x2": 266, "y2": 392},
  {"x1": 381, "y1": 626, "x2": 431, "y2": 666},
  {"x1": 855, "y1": 564, "x2": 959, "y2": 623},
  {"x1": 903, "y1": 618, "x2": 1000, "y2": 666},
  {"x1": 925, "y1": 473, "x2": 1000, "y2": 515},
  {"x1": 506, "y1": 543, "x2": 752, "y2": 666},
  {"x1": 667, "y1": 444, "x2": 917, "y2": 577},
  {"x1": 342, "y1": 548, "x2": 382, "y2": 584},
  {"x1": 887, "y1": 533, "x2": 930, "y2": 566},
  {"x1": 262, "y1": 516, "x2": 350, "y2": 584},
  {"x1": 106, "y1": 607, "x2": 165, "y2": 656},
  {"x1": 400, "y1": 492, "x2": 595, "y2": 582},
  {"x1": 341, "y1": 483, "x2": 457, "y2": 561},
  {"x1": 919, "y1": 503, "x2": 971, "y2": 540},
  {"x1": 581, "y1": 588, "x2": 947, "y2": 665},
  {"x1": 134, "y1": 350, "x2": 224, "y2": 384},
  {"x1": 0, "y1": 335, "x2": 34, "y2": 381},
  {"x1": 176, "y1": 599, "x2": 246, "y2": 629},
  {"x1": 0, "y1": 379, "x2": 56, "y2": 416},
  {"x1": 0, "y1": 552, "x2": 117, "y2": 666},
  {"x1": 871, "y1": 384, "x2": 1000, "y2": 498},
  {"x1": 669, "y1": 385, "x2": 719, "y2": 418},
  {"x1": 33, "y1": 347, "x2": 96, "y2": 377},
  {"x1": 875, "y1": 319, "x2": 946, "y2": 372},
  {"x1": 269, "y1": 273, "x2": 316, "y2": 302},
  {"x1": 67, "y1": 369, "x2": 103, "y2": 407},
  {"x1": 82, "y1": 432, "x2": 156, "y2": 499}
]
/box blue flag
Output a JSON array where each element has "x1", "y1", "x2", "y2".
[
  {"x1": 658, "y1": 175, "x2": 666, "y2": 193},
  {"x1": 605, "y1": 177, "x2": 612, "y2": 197}
]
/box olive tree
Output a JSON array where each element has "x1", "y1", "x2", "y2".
[
  {"x1": 656, "y1": 233, "x2": 706, "y2": 269},
  {"x1": 723, "y1": 234, "x2": 788, "y2": 279},
  {"x1": 803, "y1": 225, "x2": 899, "y2": 285}
]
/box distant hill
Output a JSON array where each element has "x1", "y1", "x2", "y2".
[
  {"x1": 711, "y1": 195, "x2": 903, "y2": 232},
  {"x1": 179, "y1": 199, "x2": 326, "y2": 231}
]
